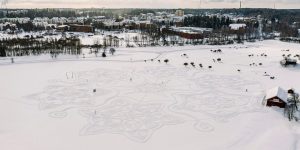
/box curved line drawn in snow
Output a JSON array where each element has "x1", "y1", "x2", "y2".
[
  {"x1": 193, "y1": 121, "x2": 215, "y2": 132},
  {"x1": 26, "y1": 69, "x2": 130, "y2": 111},
  {"x1": 49, "y1": 111, "x2": 68, "y2": 118},
  {"x1": 169, "y1": 74, "x2": 263, "y2": 131},
  {"x1": 79, "y1": 97, "x2": 184, "y2": 143}
]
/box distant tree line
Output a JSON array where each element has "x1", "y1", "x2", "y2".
[
  {"x1": 0, "y1": 37, "x2": 81, "y2": 57},
  {"x1": 184, "y1": 15, "x2": 232, "y2": 29},
  {"x1": 1, "y1": 8, "x2": 300, "y2": 22}
]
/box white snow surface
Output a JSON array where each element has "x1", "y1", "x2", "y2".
[{"x1": 1, "y1": 40, "x2": 300, "y2": 150}]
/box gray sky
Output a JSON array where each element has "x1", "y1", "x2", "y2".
[{"x1": 3, "y1": 0, "x2": 300, "y2": 9}]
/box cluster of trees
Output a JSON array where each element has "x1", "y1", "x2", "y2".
[
  {"x1": 0, "y1": 8, "x2": 142, "y2": 19},
  {"x1": 184, "y1": 15, "x2": 232, "y2": 29},
  {"x1": 0, "y1": 45, "x2": 6, "y2": 57},
  {"x1": 280, "y1": 37, "x2": 300, "y2": 43},
  {"x1": 0, "y1": 36, "x2": 81, "y2": 57},
  {"x1": 284, "y1": 90, "x2": 300, "y2": 121},
  {"x1": 89, "y1": 44, "x2": 116, "y2": 58},
  {"x1": 89, "y1": 37, "x2": 119, "y2": 57},
  {"x1": 15, "y1": 21, "x2": 45, "y2": 31},
  {"x1": 132, "y1": 33, "x2": 154, "y2": 47},
  {"x1": 2, "y1": 9, "x2": 77, "y2": 19},
  {"x1": 102, "y1": 35, "x2": 121, "y2": 47},
  {"x1": 0, "y1": 21, "x2": 46, "y2": 32}
]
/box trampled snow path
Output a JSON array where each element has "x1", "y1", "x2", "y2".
[{"x1": 1, "y1": 40, "x2": 300, "y2": 150}]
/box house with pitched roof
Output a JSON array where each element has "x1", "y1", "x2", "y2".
[{"x1": 265, "y1": 87, "x2": 288, "y2": 108}]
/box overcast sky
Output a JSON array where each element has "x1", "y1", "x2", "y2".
[{"x1": 3, "y1": 0, "x2": 300, "y2": 9}]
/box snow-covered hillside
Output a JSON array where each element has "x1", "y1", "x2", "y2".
[{"x1": 0, "y1": 40, "x2": 300, "y2": 150}]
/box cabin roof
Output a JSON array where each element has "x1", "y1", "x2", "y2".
[{"x1": 265, "y1": 86, "x2": 288, "y2": 103}]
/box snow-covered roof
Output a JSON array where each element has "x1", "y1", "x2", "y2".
[
  {"x1": 265, "y1": 86, "x2": 288, "y2": 103},
  {"x1": 170, "y1": 27, "x2": 213, "y2": 34},
  {"x1": 57, "y1": 25, "x2": 69, "y2": 28}
]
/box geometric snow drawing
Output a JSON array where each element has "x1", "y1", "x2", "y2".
[
  {"x1": 25, "y1": 67, "x2": 263, "y2": 142},
  {"x1": 171, "y1": 74, "x2": 263, "y2": 123},
  {"x1": 79, "y1": 97, "x2": 184, "y2": 143}
]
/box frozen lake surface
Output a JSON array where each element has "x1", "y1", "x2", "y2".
[{"x1": 0, "y1": 40, "x2": 300, "y2": 150}]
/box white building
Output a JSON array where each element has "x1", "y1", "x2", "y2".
[
  {"x1": 49, "y1": 17, "x2": 68, "y2": 24},
  {"x1": 33, "y1": 17, "x2": 49, "y2": 23},
  {"x1": 229, "y1": 23, "x2": 247, "y2": 30},
  {"x1": 175, "y1": 10, "x2": 184, "y2": 17}
]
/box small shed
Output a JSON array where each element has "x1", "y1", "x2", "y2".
[{"x1": 265, "y1": 87, "x2": 288, "y2": 108}]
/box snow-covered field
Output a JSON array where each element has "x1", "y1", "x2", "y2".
[{"x1": 1, "y1": 40, "x2": 300, "y2": 150}]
